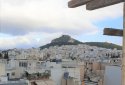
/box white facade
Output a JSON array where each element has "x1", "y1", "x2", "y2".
[
  {"x1": 104, "y1": 66, "x2": 121, "y2": 85},
  {"x1": 0, "y1": 60, "x2": 8, "y2": 82},
  {"x1": 0, "y1": 61, "x2": 6, "y2": 76}
]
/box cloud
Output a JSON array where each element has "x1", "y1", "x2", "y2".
[
  {"x1": 0, "y1": 0, "x2": 123, "y2": 36},
  {"x1": 0, "y1": 32, "x2": 62, "y2": 49},
  {"x1": 0, "y1": 20, "x2": 98, "y2": 35}
]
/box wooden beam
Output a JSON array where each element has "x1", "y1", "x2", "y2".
[
  {"x1": 68, "y1": 0, "x2": 91, "y2": 8},
  {"x1": 103, "y1": 28, "x2": 123, "y2": 36},
  {"x1": 86, "y1": 0, "x2": 123, "y2": 10}
]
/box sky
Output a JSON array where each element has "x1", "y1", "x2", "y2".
[{"x1": 0, "y1": 0, "x2": 123, "y2": 49}]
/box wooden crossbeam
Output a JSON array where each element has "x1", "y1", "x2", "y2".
[
  {"x1": 103, "y1": 28, "x2": 123, "y2": 36},
  {"x1": 68, "y1": 0, "x2": 123, "y2": 9},
  {"x1": 68, "y1": 0, "x2": 92, "y2": 8},
  {"x1": 86, "y1": 0, "x2": 123, "y2": 10}
]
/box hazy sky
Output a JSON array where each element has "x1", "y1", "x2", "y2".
[{"x1": 0, "y1": 0, "x2": 123, "y2": 49}]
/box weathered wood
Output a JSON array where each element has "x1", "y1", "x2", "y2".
[
  {"x1": 68, "y1": 0, "x2": 91, "y2": 8},
  {"x1": 122, "y1": 1, "x2": 125, "y2": 85},
  {"x1": 86, "y1": 0, "x2": 123, "y2": 10},
  {"x1": 103, "y1": 28, "x2": 123, "y2": 36}
]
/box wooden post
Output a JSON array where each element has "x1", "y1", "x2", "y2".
[{"x1": 122, "y1": 1, "x2": 125, "y2": 85}]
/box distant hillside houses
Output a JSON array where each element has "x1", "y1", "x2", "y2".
[{"x1": 0, "y1": 44, "x2": 121, "y2": 63}]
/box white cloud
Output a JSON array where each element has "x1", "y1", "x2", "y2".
[
  {"x1": 0, "y1": 32, "x2": 62, "y2": 49},
  {"x1": 0, "y1": 0, "x2": 123, "y2": 35}
]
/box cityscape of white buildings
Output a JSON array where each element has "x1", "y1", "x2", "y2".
[{"x1": 0, "y1": 44, "x2": 122, "y2": 85}]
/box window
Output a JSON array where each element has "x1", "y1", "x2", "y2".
[{"x1": 11, "y1": 72, "x2": 15, "y2": 76}]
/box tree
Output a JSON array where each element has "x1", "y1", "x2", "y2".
[
  {"x1": 0, "y1": 53, "x2": 3, "y2": 58},
  {"x1": 4, "y1": 51, "x2": 9, "y2": 59}
]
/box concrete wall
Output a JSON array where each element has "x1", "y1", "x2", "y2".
[
  {"x1": 50, "y1": 68, "x2": 63, "y2": 85},
  {"x1": 79, "y1": 64, "x2": 84, "y2": 81},
  {"x1": 7, "y1": 68, "x2": 23, "y2": 79},
  {"x1": 104, "y1": 66, "x2": 121, "y2": 85},
  {"x1": 61, "y1": 78, "x2": 79, "y2": 85},
  {"x1": 0, "y1": 63, "x2": 6, "y2": 76},
  {"x1": 29, "y1": 80, "x2": 55, "y2": 85},
  {"x1": 0, "y1": 76, "x2": 8, "y2": 82}
]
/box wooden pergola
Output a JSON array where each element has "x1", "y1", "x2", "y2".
[{"x1": 68, "y1": 0, "x2": 125, "y2": 85}]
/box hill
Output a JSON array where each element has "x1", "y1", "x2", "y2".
[
  {"x1": 40, "y1": 35, "x2": 122, "y2": 50},
  {"x1": 40, "y1": 35, "x2": 83, "y2": 49},
  {"x1": 85, "y1": 42, "x2": 122, "y2": 50}
]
